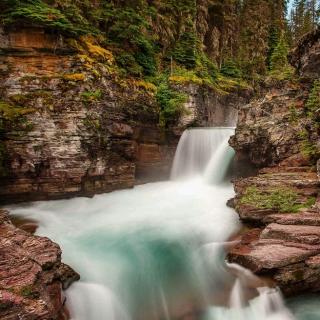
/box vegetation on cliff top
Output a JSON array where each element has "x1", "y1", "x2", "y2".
[
  {"x1": 0, "y1": 0, "x2": 292, "y2": 79},
  {"x1": 0, "y1": 0, "x2": 319, "y2": 127}
]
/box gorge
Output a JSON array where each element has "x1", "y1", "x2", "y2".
[{"x1": 0, "y1": 1, "x2": 319, "y2": 319}]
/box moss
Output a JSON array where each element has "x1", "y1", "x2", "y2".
[
  {"x1": 169, "y1": 68, "x2": 204, "y2": 85},
  {"x1": 240, "y1": 186, "x2": 314, "y2": 213},
  {"x1": 9, "y1": 91, "x2": 54, "y2": 108},
  {"x1": 0, "y1": 101, "x2": 35, "y2": 120},
  {"x1": 81, "y1": 90, "x2": 102, "y2": 103},
  {"x1": 0, "y1": 101, "x2": 35, "y2": 176},
  {"x1": 80, "y1": 36, "x2": 114, "y2": 64},
  {"x1": 132, "y1": 80, "x2": 157, "y2": 93},
  {"x1": 20, "y1": 285, "x2": 39, "y2": 299},
  {"x1": 63, "y1": 73, "x2": 86, "y2": 81}
]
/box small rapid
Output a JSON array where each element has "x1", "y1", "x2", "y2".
[{"x1": 7, "y1": 128, "x2": 295, "y2": 320}]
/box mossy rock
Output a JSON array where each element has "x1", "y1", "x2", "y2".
[{"x1": 240, "y1": 186, "x2": 316, "y2": 213}]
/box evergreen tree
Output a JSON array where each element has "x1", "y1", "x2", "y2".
[
  {"x1": 270, "y1": 33, "x2": 290, "y2": 76},
  {"x1": 289, "y1": 0, "x2": 320, "y2": 44}
]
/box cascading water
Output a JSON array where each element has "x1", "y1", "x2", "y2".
[
  {"x1": 171, "y1": 128, "x2": 235, "y2": 180},
  {"x1": 7, "y1": 128, "x2": 295, "y2": 320}
]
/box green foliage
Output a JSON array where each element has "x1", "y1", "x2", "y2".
[
  {"x1": 299, "y1": 130, "x2": 319, "y2": 157},
  {"x1": 305, "y1": 79, "x2": 320, "y2": 117},
  {"x1": 221, "y1": 60, "x2": 242, "y2": 78},
  {"x1": 106, "y1": 6, "x2": 156, "y2": 76},
  {"x1": 289, "y1": 0, "x2": 320, "y2": 45},
  {"x1": 240, "y1": 186, "x2": 315, "y2": 213},
  {"x1": 20, "y1": 285, "x2": 39, "y2": 299},
  {"x1": 115, "y1": 52, "x2": 143, "y2": 76},
  {"x1": 270, "y1": 34, "x2": 290, "y2": 74},
  {"x1": 196, "y1": 53, "x2": 219, "y2": 83},
  {"x1": 267, "y1": 25, "x2": 281, "y2": 68},
  {"x1": 289, "y1": 105, "x2": 299, "y2": 123},
  {"x1": 81, "y1": 90, "x2": 102, "y2": 103},
  {"x1": 1, "y1": 0, "x2": 88, "y2": 35},
  {"x1": 155, "y1": 79, "x2": 188, "y2": 127},
  {"x1": 170, "y1": 27, "x2": 198, "y2": 69}
]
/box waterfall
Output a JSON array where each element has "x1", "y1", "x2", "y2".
[
  {"x1": 171, "y1": 127, "x2": 235, "y2": 182},
  {"x1": 6, "y1": 127, "x2": 296, "y2": 320}
]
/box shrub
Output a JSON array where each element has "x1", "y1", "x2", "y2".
[
  {"x1": 81, "y1": 90, "x2": 102, "y2": 103},
  {"x1": 1, "y1": 0, "x2": 87, "y2": 36},
  {"x1": 156, "y1": 81, "x2": 188, "y2": 127},
  {"x1": 221, "y1": 59, "x2": 242, "y2": 78}
]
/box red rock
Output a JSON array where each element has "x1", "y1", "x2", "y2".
[
  {"x1": 261, "y1": 223, "x2": 320, "y2": 245},
  {"x1": 0, "y1": 210, "x2": 79, "y2": 319}
]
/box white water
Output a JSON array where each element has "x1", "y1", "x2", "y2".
[
  {"x1": 171, "y1": 128, "x2": 235, "y2": 180},
  {"x1": 7, "y1": 128, "x2": 295, "y2": 320}
]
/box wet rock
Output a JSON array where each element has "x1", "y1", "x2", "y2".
[
  {"x1": 229, "y1": 240, "x2": 320, "y2": 273},
  {"x1": 0, "y1": 209, "x2": 79, "y2": 319},
  {"x1": 261, "y1": 223, "x2": 320, "y2": 245},
  {"x1": 233, "y1": 170, "x2": 319, "y2": 223}
]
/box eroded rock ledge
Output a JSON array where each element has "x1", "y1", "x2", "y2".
[
  {"x1": 228, "y1": 28, "x2": 320, "y2": 295},
  {"x1": 0, "y1": 209, "x2": 79, "y2": 319},
  {"x1": 228, "y1": 166, "x2": 320, "y2": 296}
]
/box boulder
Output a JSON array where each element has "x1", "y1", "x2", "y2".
[{"x1": 0, "y1": 209, "x2": 79, "y2": 319}]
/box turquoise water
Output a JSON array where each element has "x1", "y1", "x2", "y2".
[
  {"x1": 288, "y1": 295, "x2": 320, "y2": 320},
  {"x1": 6, "y1": 128, "x2": 318, "y2": 320}
]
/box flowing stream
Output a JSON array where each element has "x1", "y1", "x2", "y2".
[{"x1": 7, "y1": 128, "x2": 311, "y2": 320}]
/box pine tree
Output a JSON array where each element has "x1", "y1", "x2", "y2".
[
  {"x1": 270, "y1": 33, "x2": 290, "y2": 76},
  {"x1": 289, "y1": 0, "x2": 320, "y2": 44}
]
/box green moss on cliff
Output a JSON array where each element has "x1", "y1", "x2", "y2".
[
  {"x1": 0, "y1": 101, "x2": 35, "y2": 120},
  {"x1": 240, "y1": 186, "x2": 315, "y2": 213}
]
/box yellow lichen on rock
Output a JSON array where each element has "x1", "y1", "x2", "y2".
[
  {"x1": 63, "y1": 73, "x2": 86, "y2": 81},
  {"x1": 80, "y1": 36, "x2": 114, "y2": 65},
  {"x1": 133, "y1": 80, "x2": 157, "y2": 93}
]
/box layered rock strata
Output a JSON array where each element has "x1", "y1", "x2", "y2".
[
  {"x1": 229, "y1": 166, "x2": 320, "y2": 296},
  {"x1": 0, "y1": 209, "x2": 79, "y2": 319},
  {"x1": 0, "y1": 27, "x2": 248, "y2": 203},
  {"x1": 229, "y1": 29, "x2": 320, "y2": 296},
  {"x1": 0, "y1": 27, "x2": 177, "y2": 202}
]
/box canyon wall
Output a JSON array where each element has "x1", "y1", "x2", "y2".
[
  {"x1": 0, "y1": 27, "x2": 247, "y2": 203},
  {"x1": 228, "y1": 29, "x2": 320, "y2": 296}
]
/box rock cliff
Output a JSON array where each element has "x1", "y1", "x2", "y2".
[
  {"x1": 228, "y1": 29, "x2": 320, "y2": 296},
  {"x1": 0, "y1": 27, "x2": 248, "y2": 203}
]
